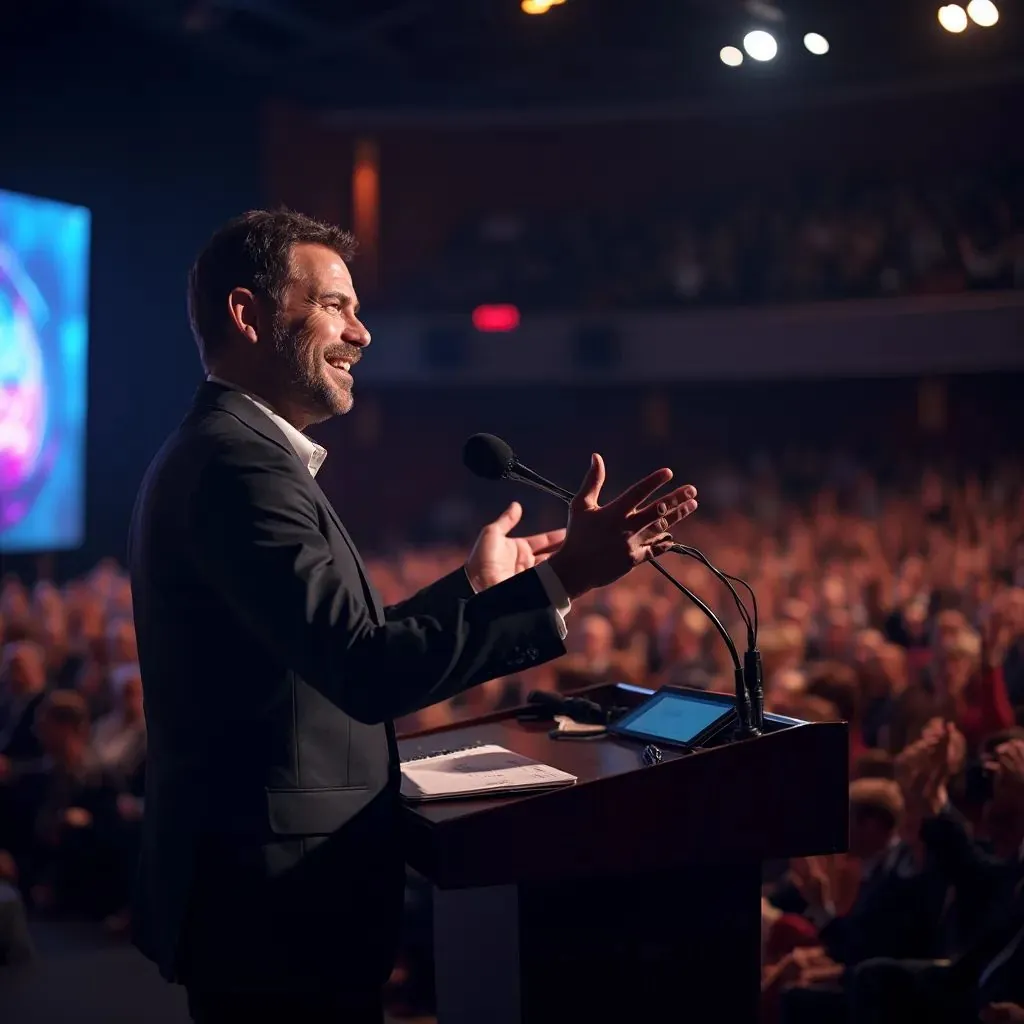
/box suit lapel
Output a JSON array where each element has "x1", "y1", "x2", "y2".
[
  {"x1": 194, "y1": 381, "x2": 385, "y2": 624},
  {"x1": 311, "y1": 477, "x2": 385, "y2": 624}
]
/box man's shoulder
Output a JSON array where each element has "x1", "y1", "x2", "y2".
[{"x1": 142, "y1": 406, "x2": 288, "y2": 491}]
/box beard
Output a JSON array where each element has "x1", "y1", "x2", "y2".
[{"x1": 272, "y1": 314, "x2": 356, "y2": 421}]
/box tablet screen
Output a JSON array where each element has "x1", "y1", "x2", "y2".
[{"x1": 613, "y1": 689, "x2": 733, "y2": 745}]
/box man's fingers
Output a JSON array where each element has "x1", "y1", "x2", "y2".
[
  {"x1": 574, "y1": 453, "x2": 606, "y2": 510},
  {"x1": 630, "y1": 484, "x2": 699, "y2": 531},
  {"x1": 611, "y1": 467, "x2": 677, "y2": 514},
  {"x1": 491, "y1": 501, "x2": 523, "y2": 534}
]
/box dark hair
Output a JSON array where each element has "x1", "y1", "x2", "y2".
[
  {"x1": 187, "y1": 208, "x2": 357, "y2": 367},
  {"x1": 853, "y1": 749, "x2": 896, "y2": 780},
  {"x1": 805, "y1": 661, "x2": 860, "y2": 724},
  {"x1": 36, "y1": 690, "x2": 90, "y2": 732}
]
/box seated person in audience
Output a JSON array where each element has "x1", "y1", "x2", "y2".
[
  {"x1": 858, "y1": 641, "x2": 907, "y2": 749},
  {"x1": 850, "y1": 731, "x2": 1024, "y2": 1023},
  {"x1": 887, "y1": 614, "x2": 1015, "y2": 753},
  {"x1": 652, "y1": 608, "x2": 719, "y2": 689},
  {"x1": 0, "y1": 641, "x2": 48, "y2": 766},
  {"x1": 554, "y1": 612, "x2": 643, "y2": 691},
  {"x1": 90, "y1": 664, "x2": 147, "y2": 795},
  {"x1": 804, "y1": 661, "x2": 866, "y2": 765},
  {"x1": 853, "y1": 749, "x2": 896, "y2": 780},
  {"x1": 6, "y1": 692, "x2": 125, "y2": 918},
  {"x1": 0, "y1": 577, "x2": 33, "y2": 642},
  {"x1": 776, "y1": 778, "x2": 948, "y2": 1024}
]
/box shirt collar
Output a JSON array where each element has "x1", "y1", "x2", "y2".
[{"x1": 207, "y1": 375, "x2": 327, "y2": 477}]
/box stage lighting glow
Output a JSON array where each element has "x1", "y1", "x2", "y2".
[
  {"x1": 720, "y1": 45, "x2": 744, "y2": 67},
  {"x1": 743, "y1": 30, "x2": 778, "y2": 61},
  {"x1": 938, "y1": 4, "x2": 969, "y2": 32},
  {"x1": 967, "y1": 0, "x2": 999, "y2": 26},
  {"x1": 803, "y1": 32, "x2": 829, "y2": 55},
  {"x1": 521, "y1": 0, "x2": 552, "y2": 14}
]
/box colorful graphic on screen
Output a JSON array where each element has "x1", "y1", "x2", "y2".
[{"x1": 0, "y1": 188, "x2": 90, "y2": 552}]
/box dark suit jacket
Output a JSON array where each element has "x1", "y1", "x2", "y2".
[
  {"x1": 820, "y1": 842, "x2": 947, "y2": 965},
  {"x1": 128, "y1": 382, "x2": 566, "y2": 993},
  {"x1": 920, "y1": 808, "x2": 1024, "y2": 951}
]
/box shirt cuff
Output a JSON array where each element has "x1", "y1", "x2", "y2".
[
  {"x1": 463, "y1": 564, "x2": 571, "y2": 640},
  {"x1": 535, "y1": 561, "x2": 571, "y2": 640}
]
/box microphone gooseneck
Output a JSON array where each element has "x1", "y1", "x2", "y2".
[{"x1": 463, "y1": 433, "x2": 761, "y2": 739}]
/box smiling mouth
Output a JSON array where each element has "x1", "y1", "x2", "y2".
[{"x1": 325, "y1": 357, "x2": 353, "y2": 373}]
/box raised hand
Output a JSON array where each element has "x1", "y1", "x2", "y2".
[
  {"x1": 465, "y1": 501, "x2": 567, "y2": 591},
  {"x1": 896, "y1": 730, "x2": 952, "y2": 820},
  {"x1": 546, "y1": 454, "x2": 698, "y2": 600}
]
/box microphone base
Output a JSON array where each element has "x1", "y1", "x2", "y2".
[{"x1": 732, "y1": 723, "x2": 763, "y2": 741}]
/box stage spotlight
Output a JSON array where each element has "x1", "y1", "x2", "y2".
[
  {"x1": 743, "y1": 29, "x2": 778, "y2": 61},
  {"x1": 803, "y1": 32, "x2": 829, "y2": 55},
  {"x1": 521, "y1": 0, "x2": 552, "y2": 14},
  {"x1": 967, "y1": 0, "x2": 999, "y2": 26},
  {"x1": 938, "y1": 4, "x2": 969, "y2": 32},
  {"x1": 720, "y1": 45, "x2": 744, "y2": 66}
]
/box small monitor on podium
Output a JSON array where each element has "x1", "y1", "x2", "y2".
[{"x1": 608, "y1": 686, "x2": 737, "y2": 749}]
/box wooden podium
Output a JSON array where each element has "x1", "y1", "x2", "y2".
[{"x1": 398, "y1": 684, "x2": 848, "y2": 1024}]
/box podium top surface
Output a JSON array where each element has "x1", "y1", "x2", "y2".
[
  {"x1": 397, "y1": 692, "x2": 849, "y2": 889},
  {"x1": 399, "y1": 717, "x2": 665, "y2": 821}
]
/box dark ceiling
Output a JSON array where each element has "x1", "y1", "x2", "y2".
[{"x1": 6, "y1": 0, "x2": 1024, "y2": 113}]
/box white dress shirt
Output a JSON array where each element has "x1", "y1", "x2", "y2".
[{"x1": 207, "y1": 376, "x2": 570, "y2": 636}]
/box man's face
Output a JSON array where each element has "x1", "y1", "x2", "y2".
[{"x1": 265, "y1": 243, "x2": 370, "y2": 424}]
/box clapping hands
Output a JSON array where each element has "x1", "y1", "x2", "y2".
[{"x1": 895, "y1": 718, "x2": 965, "y2": 819}]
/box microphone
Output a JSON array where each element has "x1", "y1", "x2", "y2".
[
  {"x1": 463, "y1": 433, "x2": 759, "y2": 739},
  {"x1": 463, "y1": 433, "x2": 576, "y2": 504}
]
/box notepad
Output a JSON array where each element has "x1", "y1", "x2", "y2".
[{"x1": 400, "y1": 743, "x2": 577, "y2": 802}]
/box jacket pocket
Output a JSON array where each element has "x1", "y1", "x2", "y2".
[{"x1": 265, "y1": 786, "x2": 373, "y2": 836}]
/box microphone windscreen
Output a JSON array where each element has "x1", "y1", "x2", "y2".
[{"x1": 462, "y1": 433, "x2": 515, "y2": 481}]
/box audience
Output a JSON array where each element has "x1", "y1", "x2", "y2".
[
  {"x1": 395, "y1": 171, "x2": 1024, "y2": 311},
  {"x1": 1, "y1": 443, "x2": 1023, "y2": 1022}
]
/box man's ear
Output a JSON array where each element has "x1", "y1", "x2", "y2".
[{"x1": 228, "y1": 287, "x2": 260, "y2": 344}]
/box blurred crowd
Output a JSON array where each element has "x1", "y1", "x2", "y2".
[
  {"x1": 0, "y1": 564, "x2": 142, "y2": 965},
  {"x1": 2, "y1": 453, "x2": 1024, "y2": 1022},
  {"x1": 397, "y1": 170, "x2": 1024, "y2": 311},
  {"x1": 380, "y1": 458, "x2": 1024, "y2": 1022}
]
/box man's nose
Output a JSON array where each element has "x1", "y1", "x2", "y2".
[{"x1": 345, "y1": 318, "x2": 371, "y2": 348}]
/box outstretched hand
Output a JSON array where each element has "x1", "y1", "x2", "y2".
[
  {"x1": 547, "y1": 453, "x2": 698, "y2": 600},
  {"x1": 466, "y1": 501, "x2": 566, "y2": 592}
]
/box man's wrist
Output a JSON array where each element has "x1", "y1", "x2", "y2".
[
  {"x1": 535, "y1": 562, "x2": 571, "y2": 641},
  {"x1": 546, "y1": 551, "x2": 587, "y2": 601}
]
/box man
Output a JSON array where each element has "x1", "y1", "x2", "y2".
[{"x1": 129, "y1": 209, "x2": 698, "y2": 1023}]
